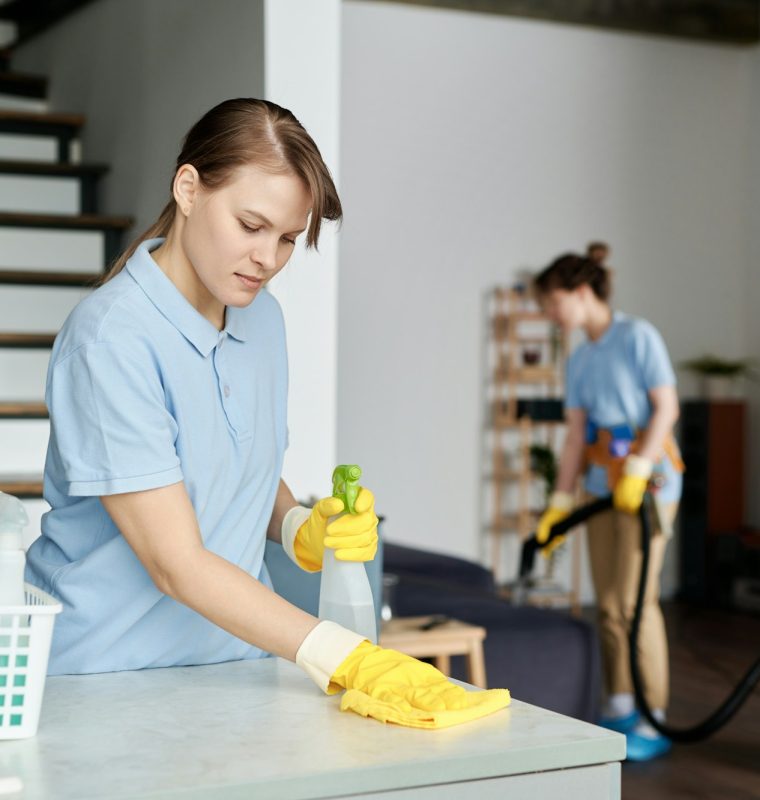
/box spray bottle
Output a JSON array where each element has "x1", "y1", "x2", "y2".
[
  {"x1": 318, "y1": 465, "x2": 378, "y2": 643},
  {"x1": 0, "y1": 491, "x2": 29, "y2": 607}
]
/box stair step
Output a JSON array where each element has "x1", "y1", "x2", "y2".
[
  {"x1": 0, "y1": 401, "x2": 48, "y2": 418},
  {"x1": 0, "y1": 269, "x2": 100, "y2": 287},
  {"x1": 0, "y1": 211, "x2": 132, "y2": 231},
  {"x1": 0, "y1": 159, "x2": 108, "y2": 178},
  {"x1": 0, "y1": 160, "x2": 110, "y2": 214},
  {"x1": 0, "y1": 213, "x2": 132, "y2": 265},
  {"x1": 0, "y1": 332, "x2": 56, "y2": 348},
  {"x1": 0, "y1": 474, "x2": 43, "y2": 498},
  {"x1": 0, "y1": 71, "x2": 47, "y2": 100},
  {"x1": 0, "y1": 110, "x2": 85, "y2": 163},
  {"x1": 0, "y1": 109, "x2": 84, "y2": 134},
  {"x1": 0, "y1": 0, "x2": 94, "y2": 46}
]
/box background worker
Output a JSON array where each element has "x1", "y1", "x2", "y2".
[
  {"x1": 25, "y1": 98, "x2": 509, "y2": 729},
  {"x1": 534, "y1": 252, "x2": 683, "y2": 761}
]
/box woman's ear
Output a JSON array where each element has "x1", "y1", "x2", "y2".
[{"x1": 173, "y1": 164, "x2": 200, "y2": 217}]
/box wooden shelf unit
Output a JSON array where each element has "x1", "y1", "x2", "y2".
[{"x1": 485, "y1": 287, "x2": 581, "y2": 612}]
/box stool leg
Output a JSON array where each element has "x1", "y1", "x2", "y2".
[
  {"x1": 467, "y1": 643, "x2": 487, "y2": 688},
  {"x1": 434, "y1": 654, "x2": 451, "y2": 676}
]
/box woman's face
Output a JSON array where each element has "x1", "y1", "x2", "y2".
[
  {"x1": 180, "y1": 163, "x2": 312, "y2": 310},
  {"x1": 540, "y1": 287, "x2": 588, "y2": 332}
]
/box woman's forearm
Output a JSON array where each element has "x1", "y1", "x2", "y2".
[
  {"x1": 166, "y1": 548, "x2": 319, "y2": 661},
  {"x1": 638, "y1": 409, "x2": 679, "y2": 463},
  {"x1": 638, "y1": 387, "x2": 680, "y2": 464},
  {"x1": 555, "y1": 432, "x2": 586, "y2": 494},
  {"x1": 266, "y1": 479, "x2": 299, "y2": 543}
]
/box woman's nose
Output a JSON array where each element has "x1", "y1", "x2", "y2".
[{"x1": 250, "y1": 239, "x2": 277, "y2": 273}]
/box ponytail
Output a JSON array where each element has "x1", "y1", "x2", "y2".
[{"x1": 97, "y1": 200, "x2": 175, "y2": 286}]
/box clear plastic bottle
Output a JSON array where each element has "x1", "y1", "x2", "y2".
[
  {"x1": 318, "y1": 466, "x2": 378, "y2": 643},
  {"x1": 0, "y1": 491, "x2": 29, "y2": 607},
  {"x1": 319, "y1": 549, "x2": 377, "y2": 642}
]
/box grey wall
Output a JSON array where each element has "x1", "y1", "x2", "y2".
[
  {"x1": 339, "y1": 1, "x2": 757, "y2": 599},
  {"x1": 14, "y1": 0, "x2": 265, "y2": 236}
]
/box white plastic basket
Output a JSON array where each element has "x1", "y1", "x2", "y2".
[{"x1": 0, "y1": 583, "x2": 62, "y2": 740}]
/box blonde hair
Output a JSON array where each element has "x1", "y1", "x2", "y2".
[{"x1": 100, "y1": 98, "x2": 342, "y2": 283}]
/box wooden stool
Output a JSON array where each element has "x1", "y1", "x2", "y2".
[{"x1": 380, "y1": 615, "x2": 488, "y2": 688}]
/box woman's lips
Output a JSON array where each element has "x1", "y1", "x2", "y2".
[{"x1": 235, "y1": 273, "x2": 262, "y2": 290}]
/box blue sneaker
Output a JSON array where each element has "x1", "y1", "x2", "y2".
[
  {"x1": 625, "y1": 730, "x2": 672, "y2": 761},
  {"x1": 597, "y1": 710, "x2": 639, "y2": 733}
]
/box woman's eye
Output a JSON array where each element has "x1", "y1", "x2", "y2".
[
  {"x1": 282, "y1": 237, "x2": 296, "y2": 246},
  {"x1": 239, "y1": 220, "x2": 260, "y2": 234}
]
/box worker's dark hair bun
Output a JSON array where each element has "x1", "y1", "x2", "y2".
[{"x1": 533, "y1": 252, "x2": 611, "y2": 301}]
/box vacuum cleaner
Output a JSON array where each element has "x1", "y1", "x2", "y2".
[{"x1": 517, "y1": 494, "x2": 760, "y2": 743}]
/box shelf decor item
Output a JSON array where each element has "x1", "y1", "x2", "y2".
[
  {"x1": 681, "y1": 354, "x2": 757, "y2": 400},
  {"x1": 529, "y1": 444, "x2": 557, "y2": 501}
]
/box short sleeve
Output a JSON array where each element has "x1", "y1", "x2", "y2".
[
  {"x1": 47, "y1": 342, "x2": 183, "y2": 496},
  {"x1": 628, "y1": 321, "x2": 676, "y2": 390}
]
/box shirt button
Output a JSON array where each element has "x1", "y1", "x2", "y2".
[{"x1": 223, "y1": 385, "x2": 231, "y2": 398}]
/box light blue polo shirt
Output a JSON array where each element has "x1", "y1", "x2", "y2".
[
  {"x1": 566, "y1": 312, "x2": 682, "y2": 503},
  {"x1": 25, "y1": 238, "x2": 289, "y2": 675}
]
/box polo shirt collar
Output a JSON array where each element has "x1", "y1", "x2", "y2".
[
  {"x1": 126, "y1": 238, "x2": 247, "y2": 357},
  {"x1": 223, "y1": 305, "x2": 248, "y2": 343}
]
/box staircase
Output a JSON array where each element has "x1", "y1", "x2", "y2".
[{"x1": 0, "y1": 51, "x2": 132, "y2": 538}]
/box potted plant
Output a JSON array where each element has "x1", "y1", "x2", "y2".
[
  {"x1": 680, "y1": 355, "x2": 757, "y2": 400},
  {"x1": 530, "y1": 444, "x2": 557, "y2": 500}
]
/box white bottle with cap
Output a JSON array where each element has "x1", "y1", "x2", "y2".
[{"x1": 0, "y1": 491, "x2": 28, "y2": 607}]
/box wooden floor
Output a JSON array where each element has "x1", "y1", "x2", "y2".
[{"x1": 584, "y1": 601, "x2": 760, "y2": 800}]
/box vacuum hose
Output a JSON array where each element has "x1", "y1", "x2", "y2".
[{"x1": 519, "y1": 495, "x2": 760, "y2": 743}]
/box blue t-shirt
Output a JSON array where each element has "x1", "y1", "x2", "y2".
[
  {"x1": 565, "y1": 312, "x2": 681, "y2": 502},
  {"x1": 25, "y1": 239, "x2": 289, "y2": 674}
]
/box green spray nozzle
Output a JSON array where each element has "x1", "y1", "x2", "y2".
[{"x1": 332, "y1": 465, "x2": 362, "y2": 515}]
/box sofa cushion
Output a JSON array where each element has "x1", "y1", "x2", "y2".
[{"x1": 383, "y1": 541, "x2": 496, "y2": 592}]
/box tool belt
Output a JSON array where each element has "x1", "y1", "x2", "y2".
[{"x1": 584, "y1": 422, "x2": 685, "y2": 491}]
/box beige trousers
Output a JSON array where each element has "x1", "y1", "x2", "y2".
[{"x1": 585, "y1": 495, "x2": 678, "y2": 710}]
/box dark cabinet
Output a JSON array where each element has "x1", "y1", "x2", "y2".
[{"x1": 679, "y1": 400, "x2": 746, "y2": 603}]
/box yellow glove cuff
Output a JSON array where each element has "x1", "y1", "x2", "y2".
[
  {"x1": 280, "y1": 505, "x2": 312, "y2": 568},
  {"x1": 295, "y1": 621, "x2": 366, "y2": 695},
  {"x1": 548, "y1": 491, "x2": 574, "y2": 511},
  {"x1": 623, "y1": 455, "x2": 654, "y2": 479}
]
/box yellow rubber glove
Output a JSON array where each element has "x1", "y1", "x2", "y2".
[
  {"x1": 613, "y1": 455, "x2": 653, "y2": 514},
  {"x1": 280, "y1": 487, "x2": 378, "y2": 572},
  {"x1": 295, "y1": 622, "x2": 511, "y2": 730},
  {"x1": 334, "y1": 642, "x2": 511, "y2": 729},
  {"x1": 536, "y1": 491, "x2": 574, "y2": 557}
]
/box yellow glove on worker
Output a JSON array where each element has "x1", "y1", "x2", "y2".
[
  {"x1": 296, "y1": 621, "x2": 511, "y2": 730},
  {"x1": 536, "y1": 491, "x2": 574, "y2": 557},
  {"x1": 613, "y1": 455, "x2": 653, "y2": 514},
  {"x1": 280, "y1": 487, "x2": 378, "y2": 572}
]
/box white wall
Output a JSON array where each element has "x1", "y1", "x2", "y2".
[{"x1": 339, "y1": 2, "x2": 757, "y2": 600}]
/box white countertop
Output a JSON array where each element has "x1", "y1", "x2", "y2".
[{"x1": 0, "y1": 658, "x2": 624, "y2": 799}]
